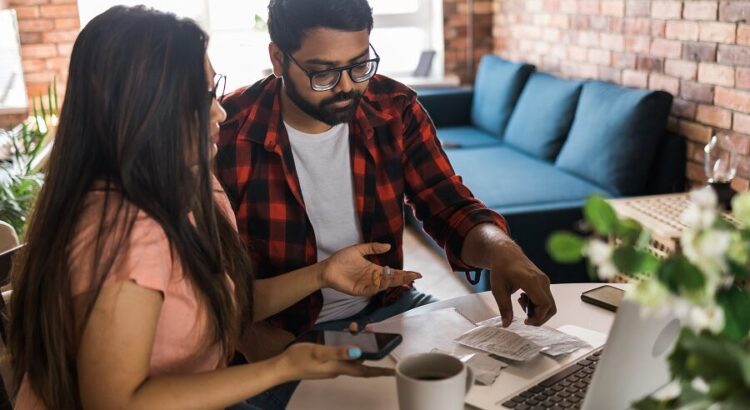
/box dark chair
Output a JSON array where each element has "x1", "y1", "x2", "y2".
[{"x1": 0, "y1": 246, "x2": 21, "y2": 409}]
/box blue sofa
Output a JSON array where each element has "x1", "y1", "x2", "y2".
[{"x1": 415, "y1": 55, "x2": 685, "y2": 287}]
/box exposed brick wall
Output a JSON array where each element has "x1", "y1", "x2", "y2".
[
  {"x1": 488, "y1": 0, "x2": 750, "y2": 191},
  {"x1": 444, "y1": 0, "x2": 495, "y2": 84},
  {"x1": 1, "y1": 0, "x2": 79, "y2": 127}
]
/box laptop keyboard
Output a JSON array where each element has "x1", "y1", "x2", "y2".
[{"x1": 500, "y1": 348, "x2": 603, "y2": 410}]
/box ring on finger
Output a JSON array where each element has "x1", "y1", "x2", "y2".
[{"x1": 384, "y1": 265, "x2": 393, "y2": 278}]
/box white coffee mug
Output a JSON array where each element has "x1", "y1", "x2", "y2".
[{"x1": 396, "y1": 352, "x2": 475, "y2": 410}]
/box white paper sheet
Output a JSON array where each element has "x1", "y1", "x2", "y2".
[
  {"x1": 430, "y1": 348, "x2": 508, "y2": 386},
  {"x1": 367, "y1": 307, "x2": 477, "y2": 360},
  {"x1": 455, "y1": 326, "x2": 542, "y2": 361},
  {"x1": 477, "y1": 317, "x2": 591, "y2": 357}
]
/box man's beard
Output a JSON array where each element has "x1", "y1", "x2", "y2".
[{"x1": 282, "y1": 68, "x2": 363, "y2": 126}]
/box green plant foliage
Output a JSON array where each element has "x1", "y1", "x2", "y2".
[
  {"x1": 0, "y1": 78, "x2": 58, "y2": 237},
  {"x1": 611, "y1": 247, "x2": 660, "y2": 276},
  {"x1": 550, "y1": 193, "x2": 750, "y2": 408},
  {"x1": 546, "y1": 231, "x2": 585, "y2": 263},
  {"x1": 583, "y1": 194, "x2": 618, "y2": 235},
  {"x1": 717, "y1": 287, "x2": 750, "y2": 343},
  {"x1": 656, "y1": 256, "x2": 705, "y2": 294}
]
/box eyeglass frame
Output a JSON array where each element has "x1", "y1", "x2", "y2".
[
  {"x1": 209, "y1": 73, "x2": 226, "y2": 102},
  {"x1": 285, "y1": 44, "x2": 380, "y2": 92}
]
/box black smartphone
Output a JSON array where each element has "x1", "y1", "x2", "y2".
[
  {"x1": 581, "y1": 285, "x2": 625, "y2": 312},
  {"x1": 294, "y1": 330, "x2": 403, "y2": 360}
]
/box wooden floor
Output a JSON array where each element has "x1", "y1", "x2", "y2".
[{"x1": 401, "y1": 226, "x2": 474, "y2": 300}]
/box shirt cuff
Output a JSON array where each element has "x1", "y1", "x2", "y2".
[{"x1": 443, "y1": 206, "x2": 509, "y2": 272}]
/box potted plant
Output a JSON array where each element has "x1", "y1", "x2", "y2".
[
  {"x1": 547, "y1": 189, "x2": 750, "y2": 408},
  {"x1": 0, "y1": 81, "x2": 58, "y2": 238}
]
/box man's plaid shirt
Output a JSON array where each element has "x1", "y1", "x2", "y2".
[{"x1": 216, "y1": 75, "x2": 507, "y2": 336}]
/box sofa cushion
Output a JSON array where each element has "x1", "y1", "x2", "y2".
[
  {"x1": 437, "y1": 126, "x2": 504, "y2": 149},
  {"x1": 503, "y1": 73, "x2": 583, "y2": 161},
  {"x1": 446, "y1": 146, "x2": 611, "y2": 211},
  {"x1": 471, "y1": 55, "x2": 534, "y2": 138},
  {"x1": 555, "y1": 81, "x2": 673, "y2": 196}
]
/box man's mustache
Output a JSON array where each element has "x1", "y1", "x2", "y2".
[{"x1": 321, "y1": 91, "x2": 361, "y2": 107}]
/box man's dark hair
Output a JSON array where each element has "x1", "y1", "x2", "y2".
[{"x1": 268, "y1": 0, "x2": 374, "y2": 54}]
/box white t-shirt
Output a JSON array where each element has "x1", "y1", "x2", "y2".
[{"x1": 285, "y1": 122, "x2": 370, "y2": 323}]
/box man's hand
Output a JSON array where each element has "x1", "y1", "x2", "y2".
[
  {"x1": 461, "y1": 223, "x2": 557, "y2": 327},
  {"x1": 488, "y1": 245, "x2": 556, "y2": 327},
  {"x1": 321, "y1": 243, "x2": 422, "y2": 296}
]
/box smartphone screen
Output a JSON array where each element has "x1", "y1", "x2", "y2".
[{"x1": 296, "y1": 330, "x2": 402, "y2": 359}]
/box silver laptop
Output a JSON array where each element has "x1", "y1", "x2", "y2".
[{"x1": 491, "y1": 299, "x2": 681, "y2": 410}]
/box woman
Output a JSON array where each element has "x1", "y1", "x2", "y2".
[{"x1": 9, "y1": 6, "x2": 419, "y2": 409}]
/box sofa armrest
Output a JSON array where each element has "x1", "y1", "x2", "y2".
[
  {"x1": 647, "y1": 132, "x2": 686, "y2": 194},
  {"x1": 416, "y1": 87, "x2": 474, "y2": 128}
]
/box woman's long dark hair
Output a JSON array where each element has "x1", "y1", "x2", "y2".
[{"x1": 8, "y1": 6, "x2": 252, "y2": 409}]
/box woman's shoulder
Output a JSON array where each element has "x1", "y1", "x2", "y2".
[{"x1": 69, "y1": 187, "x2": 175, "y2": 296}]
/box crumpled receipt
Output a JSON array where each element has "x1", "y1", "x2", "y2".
[
  {"x1": 477, "y1": 317, "x2": 591, "y2": 357},
  {"x1": 455, "y1": 325, "x2": 542, "y2": 361},
  {"x1": 430, "y1": 348, "x2": 508, "y2": 386}
]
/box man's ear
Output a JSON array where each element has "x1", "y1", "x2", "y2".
[{"x1": 269, "y1": 42, "x2": 285, "y2": 78}]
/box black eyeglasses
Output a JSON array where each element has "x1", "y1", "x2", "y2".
[
  {"x1": 286, "y1": 44, "x2": 380, "y2": 92},
  {"x1": 209, "y1": 73, "x2": 226, "y2": 101}
]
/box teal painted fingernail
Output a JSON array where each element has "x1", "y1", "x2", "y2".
[{"x1": 348, "y1": 347, "x2": 362, "y2": 359}]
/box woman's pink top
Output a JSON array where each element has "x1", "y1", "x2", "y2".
[{"x1": 15, "y1": 177, "x2": 238, "y2": 409}]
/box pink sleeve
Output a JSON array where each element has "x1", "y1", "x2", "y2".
[
  {"x1": 69, "y1": 200, "x2": 174, "y2": 297},
  {"x1": 102, "y1": 212, "x2": 174, "y2": 293}
]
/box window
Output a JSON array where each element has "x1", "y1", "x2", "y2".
[
  {"x1": 77, "y1": 0, "x2": 444, "y2": 91},
  {"x1": 371, "y1": 0, "x2": 444, "y2": 77}
]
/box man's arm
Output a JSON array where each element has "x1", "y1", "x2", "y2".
[
  {"x1": 399, "y1": 95, "x2": 555, "y2": 326},
  {"x1": 460, "y1": 223, "x2": 556, "y2": 327}
]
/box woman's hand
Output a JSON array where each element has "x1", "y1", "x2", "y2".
[
  {"x1": 320, "y1": 243, "x2": 422, "y2": 296},
  {"x1": 277, "y1": 343, "x2": 394, "y2": 381}
]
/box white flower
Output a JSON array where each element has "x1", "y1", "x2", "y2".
[
  {"x1": 671, "y1": 297, "x2": 693, "y2": 320},
  {"x1": 684, "y1": 304, "x2": 725, "y2": 334},
  {"x1": 732, "y1": 192, "x2": 750, "y2": 226},
  {"x1": 597, "y1": 261, "x2": 619, "y2": 281},
  {"x1": 682, "y1": 187, "x2": 719, "y2": 230},
  {"x1": 681, "y1": 230, "x2": 728, "y2": 286},
  {"x1": 690, "y1": 186, "x2": 718, "y2": 209},
  {"x1": 681, "y1": 204, "x2": 717, "y2": 230},
  {"x1": 585, "y1": 239, "x2": 612, "y2": 265},
  {"x1": 691, "y1": 377, "x2": 710, "y2": 394},
  {"x1": 651, "y1": 380, "x2": 682, "y2": 401},
  {"x1": 583, "y1": 240, "x2": 619, "y2": 280},
  {"x1": 631, "y1": 279, "x2": 671, "y2": 313},
  {"x1": 696, "y1": 231, "x2": 732, "y2": 259}
]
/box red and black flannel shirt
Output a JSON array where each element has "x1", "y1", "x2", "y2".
[{"x1": 216, "y1": 75, "x2": 507, "y2": 336}]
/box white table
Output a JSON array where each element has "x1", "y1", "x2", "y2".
[{"x1": 288, "y1": 283, "x2": 629, "y2": 410}]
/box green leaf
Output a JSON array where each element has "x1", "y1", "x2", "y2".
[
  {"x1": 714, "y1": 217, "x2": 735, "y2": 230},
  {"x1": 584, "y1": 195, "x2": 619, "y2": 236},
  {"x1": 612, "y1": 247, "x2": 661, "y2": 276},
  {"x1": 32, "y1": 99, "x2": 41, "y2": 136},
  {"x1": 679, "y1": 329, "x2": 750, "y2": 381},
  {"x1": 38, "y1": 94, "x2": 47, "y2": 124},
  {"x1": 546, "y1": 232, "x2": 585, "y2": 263},
  {"x1": 52, "y1": 76, "x2": 59, "y2": 113},
  {"x1": 656, "y1": 256, "x2": 705, "y2": 294},
  {"x1": 717, "y1": 287, "x2": 750, "y2": 342},
  {"x1": 615, "y1": 217, "x2": 644, "y2": 245},
  {"x1": 728, "y1": 259, "x2": 749, "y2": 279}
]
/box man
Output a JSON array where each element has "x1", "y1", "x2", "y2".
[{"x1": 217, "y1": 0, "x2": 555, "y2": 353}]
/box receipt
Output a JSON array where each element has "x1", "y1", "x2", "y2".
[
  {"x1": 430, "y1": 348, "x2": 508, "y2": 386},
  {"x1": 455, "y1": 326, "x2": 542, "y2": 361},
  {"x1": 477, "y1": 317, "x2": 591, "y2": 357}
]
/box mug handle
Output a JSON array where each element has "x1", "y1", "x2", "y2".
[{"x1": 464, "y1": 366, "x2": 475, "y2": 396}]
